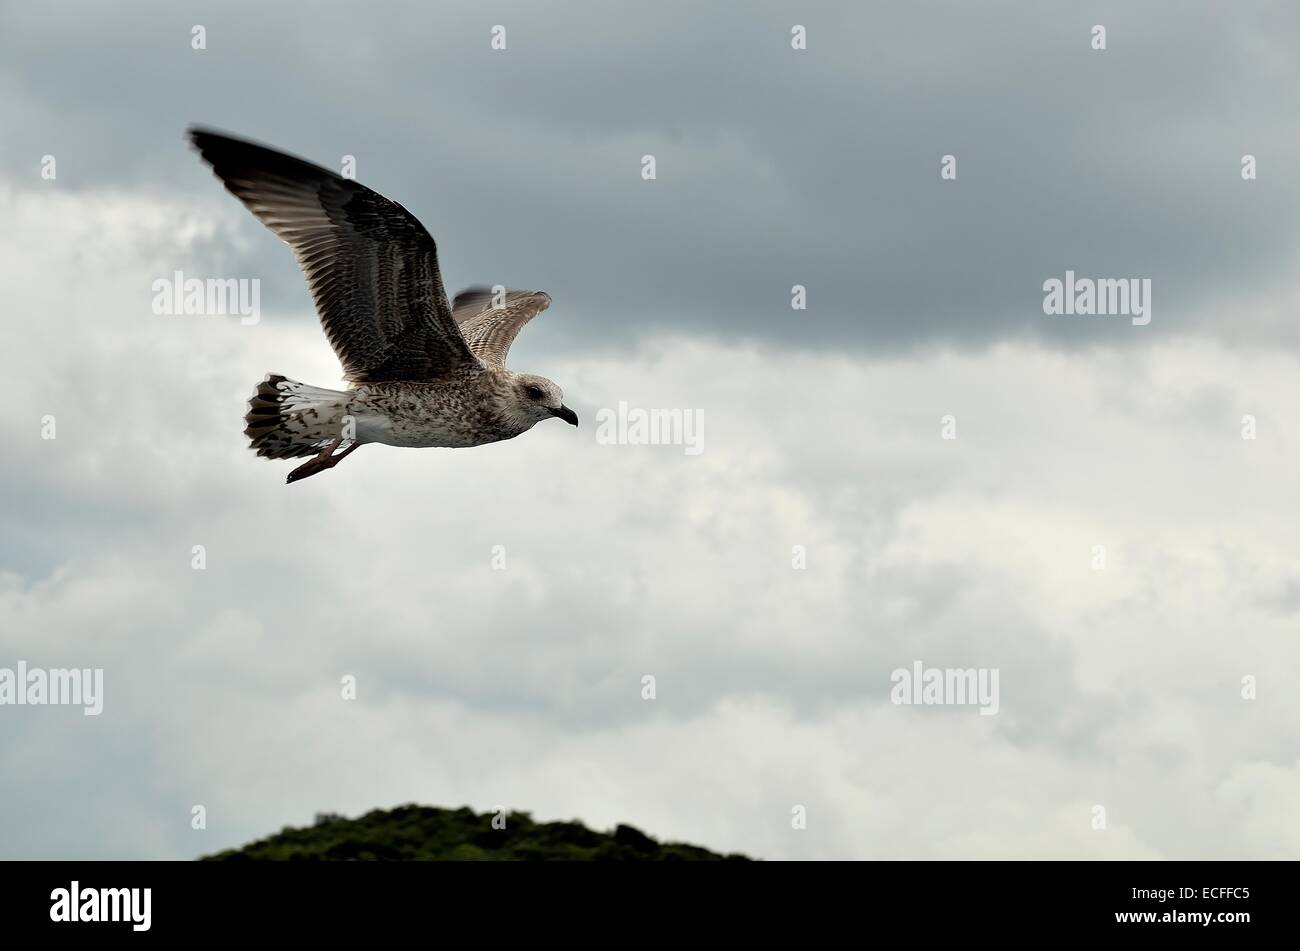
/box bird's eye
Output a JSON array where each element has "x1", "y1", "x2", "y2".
[{"x1": 525, "y1": 386, "x2": 544, "y2": 400}]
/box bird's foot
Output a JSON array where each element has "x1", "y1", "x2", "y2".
[{"x1": 286, "y1": 438, "x2": 359, "y2": 484}]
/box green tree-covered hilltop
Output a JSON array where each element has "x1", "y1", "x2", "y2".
[{"x1": 202, "y1": 804, "x2": 752, "y2": 861}]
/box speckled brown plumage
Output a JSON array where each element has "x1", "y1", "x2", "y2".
[{"x1": 190, "y1": 127, "x2": 578, "y2": 483}]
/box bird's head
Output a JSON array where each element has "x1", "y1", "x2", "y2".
[{"x1": 506, "y1": 372, "x2": 578, "y2": 429}]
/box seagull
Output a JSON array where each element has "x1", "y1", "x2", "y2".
[{"x1": 188, "y1": 127, "x2": 578, "y2": 484}]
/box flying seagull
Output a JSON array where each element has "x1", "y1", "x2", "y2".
[{"x1": 188, "y1": 127, "x2": 578, "y2": 484}]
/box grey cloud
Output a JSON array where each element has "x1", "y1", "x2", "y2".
[
  {"x1": 4, "y1": 1, "x2": 1300, "y2": 358},
  {"x1": 2, "y1": 2, "x2": 1299, "y2": 862}
]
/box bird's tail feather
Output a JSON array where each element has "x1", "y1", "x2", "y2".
[{"x1": 244, "y1": 374, "x2": 351, "y2": 459}]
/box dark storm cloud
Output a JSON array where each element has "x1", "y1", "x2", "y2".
[{"x1": 3, "y1": 0, "x2": 1299, "y2": 358}]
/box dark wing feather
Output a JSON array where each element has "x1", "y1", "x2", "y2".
[
  {"x1": 450, "y1": 286, "x2": 552, "y2": 370},
  {"x1": 189, "y1": 127, "x2": 478, "y2": 382}
]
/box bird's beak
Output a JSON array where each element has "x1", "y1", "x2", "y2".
[{"x1": 550, "y1": 404, "x2": 579, "y2": 427}]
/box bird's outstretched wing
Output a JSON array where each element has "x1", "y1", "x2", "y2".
[
  {"x1": 450, "y1": 286, "x2": 552, "y2": 370},
  {"x1": 189, "y1": 127, "x2": 479, "y2": 382}
]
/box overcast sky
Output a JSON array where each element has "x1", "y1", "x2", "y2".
[{"x1": 1, "y1": 0, "x2": 1298, "y2": 859}]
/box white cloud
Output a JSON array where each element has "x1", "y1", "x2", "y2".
[{"x1": 1, "y1": 177, "x2": 1297, "y2": 860}]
